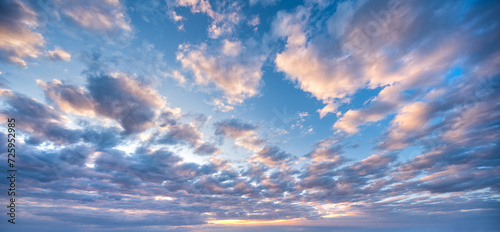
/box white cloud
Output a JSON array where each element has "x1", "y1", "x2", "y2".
[
  {"x1": 222, "y1": 39, "x2": 242, "y2": 56},
  {"x1": 46, "y1": 47, "x2": 71, "y2": 61},
  {"x1": 174, "y1": 0, "x2": 214, "y2": 16},
  {"x1": 56, "y1": 0, "x2": 132, "y2": 36},
  {"x1": 381, "y1": 101, "x2": 434, "y2": 150},
  {"x1": 176, "y1": 40, "x2": 265, "y2": 111},
  {"x1": 248, "y1": 15, "x2": 260, "y2": 30},
  {"x1": 168, "y1": 0, "x2": 243, "y2": 38},
  {"x1": 171, "y1": 10, "x2": 184, "y2": 22}
]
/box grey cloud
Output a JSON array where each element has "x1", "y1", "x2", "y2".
[
  {"x1": 215, "y1": 119, "x2": 258, "y2": 138},
  {"x1": 39, "y1": 71, "x2": 164, "y2": 134},
  {"x1": 157, "y1": 121, "x2": 221, "y2": 155},
  {"x1": 251, "y1": 144, "x2": 295, "y2": 167},
  {"x1": 0, "y1": 89, "x2": 82, "y2": 144},
  {"x1": 195, "y1": 143, "x2": 221, "y2": 155},
  {"x1": 158, "y1": 124, "x2": 202, "y2": 145},
  {"x1": 39, "y1": 72, "x2": 221, "y2": 155},
  {"x1": 86, "y1": 72, "x2": 162, "y2": 134}
]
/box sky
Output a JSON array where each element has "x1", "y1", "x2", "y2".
[{"x1": 0, "y1": 0, "x2": 499, "y2": 231}]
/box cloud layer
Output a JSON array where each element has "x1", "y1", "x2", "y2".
[{"x1": 0, "y1": 0, "x2": 499, "y2": 231}]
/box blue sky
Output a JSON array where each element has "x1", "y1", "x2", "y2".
[{"x1": 0, "y1": 0, "x2": 499, "y2": 231}]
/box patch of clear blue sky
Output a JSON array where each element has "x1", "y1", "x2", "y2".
[{"x1": 445, "y1": 67, "x2": 463, "y2": 83}]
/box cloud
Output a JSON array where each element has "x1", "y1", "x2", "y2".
[
  {"x1": 376, "y1": 101, "x2": 438, "y2": 150},
  {"x1": 332, "y1": 84, "x2": 408, "y2": 134},
  {"x1": 441, "y1": 97, "x2": 500, "y2": 144},
  {"x1": 159, "y1": 123, "x2": 201, "y2": 145},
  {"x1": 195, "y1": 142, "x2": 221, "y2": 155},
  {"x1": 0, "y1": 0, "x2": 133, "y2": 67},
  {"x1": 81, "y1": 126, "x2": 123, "y2": 149},
  {"x1": 176, "y1": 41, "x2": 265, "y2": 111},
  {"x1": 249, "y1": 145, "x2": 295, "y2": 167},
  {"x1": 273, "y1": 0, "x2": 498, "y2": 130},
  {"x1": 8, "y1": 143, "x2": 212, "y2": 227},
  {"x1": 0, "y1": 73, "x2": 7, "y2": 86},
  {"x1": 297, "y1": 151, "x2": 399, "y2": 201},
  {"x1": 249, "y1": 0, "x2": 281, "y2": 6},
  {"x1": 0, "y1": 0, "x2": 44, "y2": 67},
  {"x1": 416, "y1": 164, "x2": 500, "y2": 193},
  {"x1": 377, "y1": 55, "x2": 500, "y2": 150},
  {"x1": 38, "y1": 79, "x2": 95, "y2": 115},
  {"x1": 346, "y1": 153, "x2": 396, "y2": 177},
  {"x1": 306, "y1": 139, "x2": 344, "y2": 163},
  {"x1": 46, "y1": 47, "x2": 71, "y2": 61},
  {"x1": 157, "y1": 122, "x2": 221, "y2": 155},
  {"x1": 84, "y1": 71, "x2": 164, "y2": 133},
  {"x1": 215, "y1": 119, "x2": 264, "y2": 151},
  {"x1": 168, "y1": 0, "x2": 243, "y2": 38},
  {"x1": 215, "y1": 119, "x2": 295, "y2": 168},
  {"x1": 1, "y1": 1, "x2": 500, "y2": 231},
  {"x1": 247, "y1": 15, "x2": 260, "y2": 30},
  {"x1": 56, "y1": 0, "x2": 132, "y2": 36},
  {"x1": 39, "y1": 69, "x2": 221, "y2": 155},
  {"x1": 395, "y1": 143, "x2": 500, "y2": 193},
  {"x1": 124, "y1": 42, "x2": 173, "y2": 84},
  {"x1": 0, "y1": 89, "x2": 83, "y2": 144},
  {"x1": 222, "y1": 39, "x2": 242, "y2": 56},
  {"x1": 172, "y1": 0, "x2": 213, "y2": 16},
  {"x1": 38, "y1": 71, "x2": 165, "y2": 134},
  {"x1": 153, "y1": 110, "x2": 222, "y2": 156},
  {"x1": 215, "y1": 119, "x2": 258, "y2": 138}
]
